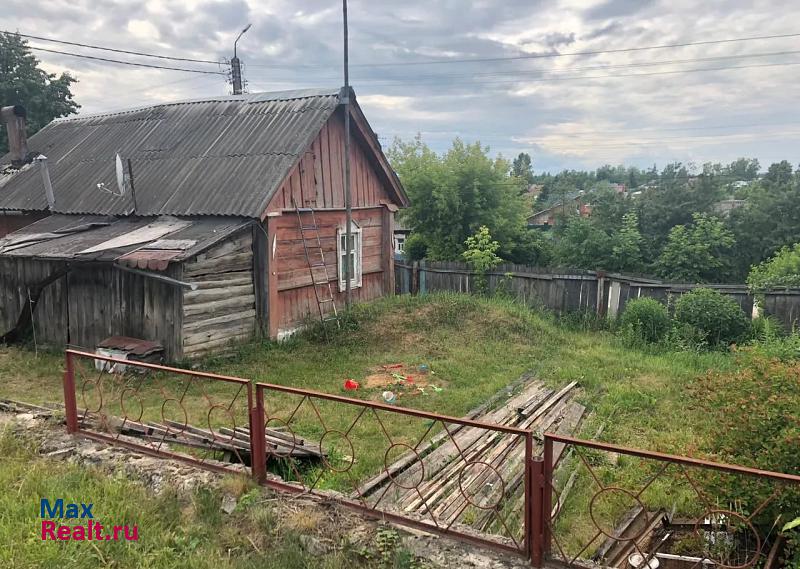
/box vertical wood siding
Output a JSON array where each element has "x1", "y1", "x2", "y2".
[
  {"x1": 0, "y1": 258, "x2": 183, "y2": 359},
  {"x1": 266, "y1": 112, "x2": 392, "y2": 212},
  {"x1": 181, "y1": 230, "x2": 257, "y2": 359}
]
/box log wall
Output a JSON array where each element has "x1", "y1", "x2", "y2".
[{"x1": 181, "y1": 229, "x2": 257, "y2": 359}]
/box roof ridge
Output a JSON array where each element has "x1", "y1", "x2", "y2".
[{"x1": 53, "y1": 87, "x2": 341, "y2": 124}]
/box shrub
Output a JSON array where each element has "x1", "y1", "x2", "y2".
[
  {"x1": 663, "y1": 322, "x2": 708, "y2": 353},
  {"x1": 693, "y1": 353, "x2": 800, "y2": 556},
  {"x1": 618, "y1": 298, "x2": 670, "y2": 344},
  {"x1": 747, "y1": 243, "x2": 800, "y2": 292},
  {"x1": 673, "y1": 288, "x2": 750, "y2": 346}
]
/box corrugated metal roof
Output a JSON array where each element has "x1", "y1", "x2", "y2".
[
  {"x1": 0, "y1": 88, "x2": 341, "y2": 217},
  {"x1": 0, "y1": 214, "x2": 251, "y2": 267}
]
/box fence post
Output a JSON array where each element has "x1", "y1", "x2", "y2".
[
  {"x1": 542, "y1": 435, "x2": 554, "y2": 557},
  {"x1": 530, "y1": 455, "x2": 545, "y2": 567},
  {"x1": 524, "y1": 432, "x2": 533, "y2": 560},
  {"x1": 250, "y1": 385, "x2": 267, "y2": 483},
  {"x1": 411, "y1": 261, "x2": 419, "y2": 295},
  {"x1": 63, "y1": 351, "x2": 78, "y2": 434}
]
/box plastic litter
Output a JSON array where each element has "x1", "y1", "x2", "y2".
[
  {"x1": 382, "y1": 390, "x2": 397, "y2": 404},
  {"x1": 344, "y1": 379, "x2": 360, "y2": 391}
]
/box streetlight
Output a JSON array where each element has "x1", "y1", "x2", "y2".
[
  {"x1": 231, "y1": 23, "x2": 251, "y2": 95},
  {"x1": 234, "y1": 23, "x2": 251, "y2": 59}
]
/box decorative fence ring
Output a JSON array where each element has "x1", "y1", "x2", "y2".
[
  {"x1": 385, "y1": 443, "x2": 425, "y2": 490},
  {"x1": 319, "y1": 430, "x2": 356, "y2": 473},
  {"x1": 693, "y1": 509, "x2": 761, "y2": 569}
]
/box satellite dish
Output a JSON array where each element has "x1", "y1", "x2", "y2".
[{"x1": 115, "y1": 153, "x2": 126, "y2": 196}]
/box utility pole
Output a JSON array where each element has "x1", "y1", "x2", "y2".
[
  {"x1": 231, "y1": 23, "x2": 251, "y2": 95},
  {"x1": 342, "y1": 0, "x2": 353, "y2": 309}
]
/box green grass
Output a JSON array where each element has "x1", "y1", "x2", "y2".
[
  {"x1": 0, "y1": 429, "x2": 380, "y2": 569},
  {"x1": 0, "y1": 292, "x2": 736, "y2": 560}
]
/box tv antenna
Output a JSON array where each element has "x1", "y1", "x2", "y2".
[{"x1": 96, "y1": 153, "x2": 138, "y2": 213}]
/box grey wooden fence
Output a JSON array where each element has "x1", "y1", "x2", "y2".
[{"x1": 395, "y1": 260, "x2": 800, "y2": 330}]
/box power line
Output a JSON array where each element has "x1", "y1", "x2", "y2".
[
  {"x1": 5, "y1": 30, "x2": 222, "y2": 65},
  {"x1": 246, "y1": 31, "x2": 800, "y2": 69},
  {"x1": 247, "y1": 48, "x2": 800, "y2": 84},
  {"x1": 29, "y1": 46, "x2": 227, "y2": 75},
  {"x1": 344, "y1": 59, "x2": 800, "y2": 88}
]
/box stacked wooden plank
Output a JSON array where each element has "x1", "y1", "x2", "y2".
[
  {"x1": 109, "y1": 417, "x2": 325, "y2": 460},
  {"x1": 358, "y1": 379, "x2": 585, "y2": 533}
]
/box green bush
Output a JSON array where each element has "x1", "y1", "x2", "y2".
[
  {"x1": 673, "y1": 288, "x2": 750, "y2": 346},
  {"x1": 662, "y1": 322, "x2": 708, "y2": 353},
  {"x1": 694, "y1": 353, "x2": 800, "y2": 561},
  {"x1": 618, "y1": 298, "x2": 670, "y2": 344},
  {"x1": 747, "y1": 243, "x2": 800, "y2": 292}
]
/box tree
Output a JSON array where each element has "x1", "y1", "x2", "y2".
[
  {"x1": 763, "y1": 160, "x2": 794, "y2": 187},
  {"x1": 552, "y1": 218, "x2": 616, "y2": 270},
  {"x1": 655, "y1": 213, "x2": 735, "y2": 282},
  {"x1": 726, "y1": 162, "x2": 800, "y2": 280},
  {"x1": 635, "y1": 162, "x2": 724, "y2": 255},
  {"x1": 511, "y1": 152, "x2": 534, "y2": 185},
  {"x1": 0, "y1": 32, "x2": 79, "y2": 155},
  {"x1": 727, "y1": 157, "x2": 760, "y2": 181},
  {"x1": 611, "y1": 212, "x2": 644, "y2": 273},
  {"x1": 388, "y1": 136, "x2": 530, "y2": 262},
  {"x1": 747, "y1": 243, "x2": 800, "y2": 291},
  {"x1": 462, "y1": 225, "x2": 501, "y2": 293}
]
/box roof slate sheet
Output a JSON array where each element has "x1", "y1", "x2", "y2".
[
  {"x1": 0, "y1": 214, "x2": 251, "y2": 268},
  {"x1": 0, "y1": 88, "x2": 341, "y2": 217}
]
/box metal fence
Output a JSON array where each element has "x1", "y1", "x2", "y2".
[
  {"x1": 62, "y1": 350, "x2": 800, "y2": 567},
  {"x1": 251, "y1": 381, "x2": 534, "y2": 557},
  {"x1": 540, "y1": 434, "x2": 800, "y2": 569},
  {"x1": 64, "y1": 349, "x2": 253, "y2": 476}
]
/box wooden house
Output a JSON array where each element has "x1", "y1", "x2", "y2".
[{"x1": 0, "y1": 88, "x2": 408, "y2": 360}]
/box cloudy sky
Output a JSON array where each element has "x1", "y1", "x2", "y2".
[{"x1": 4, "y1": 0, "x2": 800, "y2": 172}]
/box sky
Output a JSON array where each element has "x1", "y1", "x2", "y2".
[{"x1": 3, "y1": 0, "x2": 800, "y2": 173}]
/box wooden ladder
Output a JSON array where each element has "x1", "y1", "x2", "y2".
[{"x1": 292, "y1": 198, "x2": 340, "y2": 328}]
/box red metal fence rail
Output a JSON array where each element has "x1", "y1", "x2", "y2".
[
  {"x1": 61, "y1": 351, "x2": 800, "y2": 568},
  {"x1": 540, "y1": 434, "x2": 800, "y2": 569},
  {"x1": 63, "y1": 349, "x2": 253, "y2": 476}
]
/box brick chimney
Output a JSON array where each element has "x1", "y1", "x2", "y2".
[{"x1": 1, "y1": 105, "x2": 30, "y2": 167}]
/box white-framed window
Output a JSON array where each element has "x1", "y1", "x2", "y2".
[
  {"x1": 337, "y1": 221, "x2": 362, "y2": 292},
  {"x1": 396, "y1": 236, "x2": 405, "y2": 254}
]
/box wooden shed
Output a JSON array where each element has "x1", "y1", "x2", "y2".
[{"x1": 0, "y1": 88, "x2": 408, "y2": 359}]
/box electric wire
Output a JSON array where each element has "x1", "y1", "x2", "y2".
[
  {"x1": 27, "y1": 46, "x2": 227, "y2": 74},
  {"x1": 5, "y1": 30, "x2": 222, "y2": 64}
]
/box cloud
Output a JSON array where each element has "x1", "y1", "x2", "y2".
[{"x1": 2, "y1": 0, "x2": 800, "y2": 172}]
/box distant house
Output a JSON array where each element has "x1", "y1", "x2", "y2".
[
  {"x1": 0, "y1": 88, "x2": 408, "y2": 359},
  {"x1": 525, "y1": 184, "x2": 544, "y2": 198},
  {"x1": 393, "y1": 221, "x2": 410, "y2": 256},
  {"x1": 528, "y1": 192, "x2": 592, "y2": 227},
  {"x1": 713, "y1": 199, "x2": 746, "y2": 215}
]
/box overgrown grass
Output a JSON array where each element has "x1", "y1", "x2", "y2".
[
  {"x1": 0, "y1": 292, "x2": 736, "y2": 559},
  {"x1": 0, "y1": 428, "x2": 377, "y2": 569}
]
